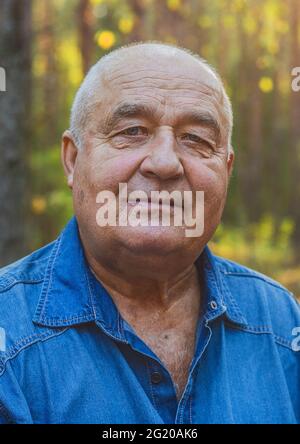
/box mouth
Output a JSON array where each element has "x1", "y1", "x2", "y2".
[{"x1": 127, "y1": 197, "x2": 178, "y2": 208}]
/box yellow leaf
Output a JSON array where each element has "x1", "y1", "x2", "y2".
[
  {"x1": 258, "y1": 77, "x2": 274, "y2": 93},
  {"x1": 31, "y1": 196, "x2": 47, "y2": 215},
  {"x1": 197, "y1": 15, "x2": 213, "y2": 29},
  {"x1": 90, "y1": 0, "x2": 106, "y2": 5},
  {"x1": 57, "y1": 40, "x2": 83, "y2": 87},
  {"x1": 96, "y1": 30, "x2": 116, "y2": 50},
  {"x1": 167, "y1": 0, "x2": 181, "y2": 11},
  {"x1": 266, "y1": 40, "x2": 279, "y2": 55},
  {"x1": 118, "y1": 16, "x2": 134, "y2": 34}
]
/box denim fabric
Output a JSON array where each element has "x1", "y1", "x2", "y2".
[{"x1": 0, "y1": 216, "x2": 299, "y2": 424}]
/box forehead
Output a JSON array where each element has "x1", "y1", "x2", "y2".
[{"x1": 99, "y1": 52, "x2": 223, "y2": 117}]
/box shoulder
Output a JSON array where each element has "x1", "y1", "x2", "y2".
[
  {"x1": 0, "y1": 241, "x2": 61, "y2": 375},
  {"x1": 214, "y1": 254, "x2": 300, "y2": 348},
  {"x1": 0, "y1": 241, "x2": 55, "y2": 285}
]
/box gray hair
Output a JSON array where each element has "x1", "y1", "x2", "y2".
[{"x1": 70, "y1": 41, "x2": 233, "y2": 152}]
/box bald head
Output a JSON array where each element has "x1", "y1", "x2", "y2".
[{"x1": 70, "y1": 42, "x2": 233, "y2": 151}]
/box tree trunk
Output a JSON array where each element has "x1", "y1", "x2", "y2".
[
  {"x1": 78, "y1": 0, "x2": 94, "y2": 74},
  {"x1": 0, "y1": 0, "x2": 32, "y2": 266}
]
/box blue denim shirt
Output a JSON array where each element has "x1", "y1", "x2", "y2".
[{"x1": 0, "y1": 216, "x2": 299, "y2": 424}]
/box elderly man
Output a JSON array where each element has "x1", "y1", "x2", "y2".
[{"x1": 0, "y1": 42, "x2": 299, "y2": 424}]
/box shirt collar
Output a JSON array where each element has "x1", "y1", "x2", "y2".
[
  {"x1": 198, "y1": 245, "x2": 247, "y2": 326},
  {"x1": 32, "y1": 216, "x2": 247, "y2": 331}
]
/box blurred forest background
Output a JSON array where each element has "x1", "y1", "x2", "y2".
[{"x1": 0, "y1": 0, "x2": 300, "y2": 298}]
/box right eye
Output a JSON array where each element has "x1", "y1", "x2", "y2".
[{"x1": 119, "y1": 126, "x2": 148, "y2": 136}]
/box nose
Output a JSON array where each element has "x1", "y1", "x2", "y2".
[{"x1": 140, "y1": 128, "x2": 184, "y2": 180}]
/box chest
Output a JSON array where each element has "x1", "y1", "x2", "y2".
[{"x1": 130, "y1": 317, "x2": 199, "y2": 399}]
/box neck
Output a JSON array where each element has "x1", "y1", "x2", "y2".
[{"x1": 84, "y1": 247, "x2": 202, "y2": 319}]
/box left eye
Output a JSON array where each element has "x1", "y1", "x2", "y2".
[
  {"x1": 121, "y1": 126, "x2": 148, "y2": 136},
  {"x1": 182, "y1": 133, "x2": 202, "y2": 143}
]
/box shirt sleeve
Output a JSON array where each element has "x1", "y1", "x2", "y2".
[{"x1": 0, "y1": 360, "x2": 34, "y2": 424}]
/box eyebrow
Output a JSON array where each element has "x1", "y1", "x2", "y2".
[{"x1": 102, "y1": 102, "x2": 221, "y2": 139}]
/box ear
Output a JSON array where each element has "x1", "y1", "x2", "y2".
[
  {"x1": 226, "y1": 146, "x2": 235, "y2": 177},
  {"x1": 61, "y1": 130, "x2": 78, "y2": 189}
]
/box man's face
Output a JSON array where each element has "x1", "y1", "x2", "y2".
[{"x1": 64, "y1": 50, "x2": 234, "y2": 266}]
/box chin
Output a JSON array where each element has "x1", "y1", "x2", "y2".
[{"x1": 117, "y1": 225, "x2": 188, "y2": 256}]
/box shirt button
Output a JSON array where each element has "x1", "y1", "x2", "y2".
[
  {"x1": 151, "y1": 371, "x2": 163, "y2": 384},
  {"x1": 210, "y1": 301, "x2": 218, "y2": 310}
]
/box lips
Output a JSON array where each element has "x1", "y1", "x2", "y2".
[
  {"x1": 130, "y1": 197, "x2": 174, "y2": 205},
  {"x1": 127, "y1": 196, "x2": 180, "y2": 207}
]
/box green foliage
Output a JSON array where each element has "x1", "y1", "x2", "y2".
[
  {"x1": 210, "y1": 215, "x2": 295, "y2": 274},
  {"x1": 210, "y1": 215, "x2": 299, "y2": 297}
]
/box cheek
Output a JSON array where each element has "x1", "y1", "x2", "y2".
[
  {"x1": 83, "y1": 146, "x2": 144, "y2": 194},
  {"x1": 72, "y1": 160, "x2": 98, "y2": 223},
  {"x1": 187, "y1": 161, "x2": 228, "y2": 225},
  {"x1": 188, "y1": 161, "x2": 227, "y2": 198}
]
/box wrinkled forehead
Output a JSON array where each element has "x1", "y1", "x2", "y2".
[{"x1": 100, "y1": 51, "x2": 221, "y2": 102}]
